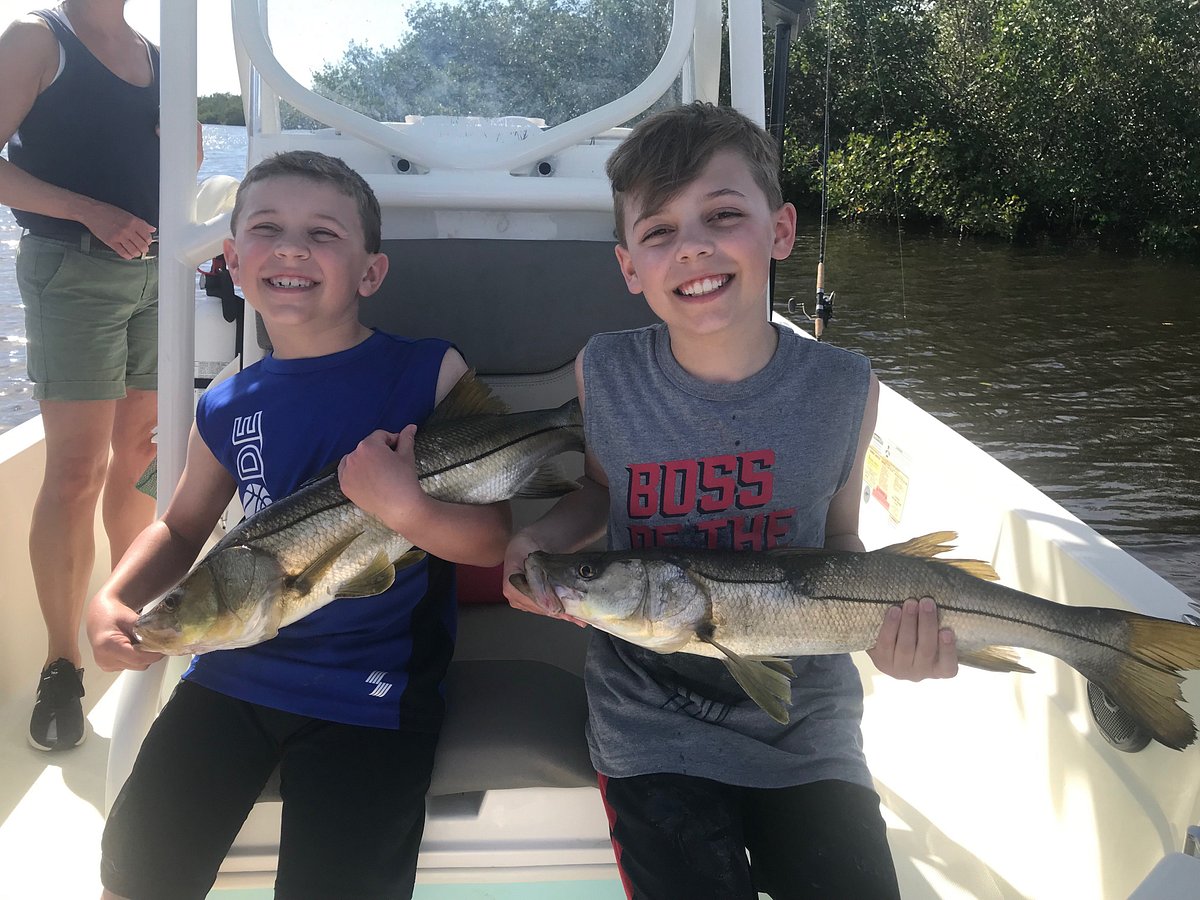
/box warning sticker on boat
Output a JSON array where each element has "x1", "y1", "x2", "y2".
[{"x1": 863, "y1": 434, "x2": 910, "y2": 524}]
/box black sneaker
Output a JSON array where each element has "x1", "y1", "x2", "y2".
[{"x1": 28, "y1": 659, "x2": 87, "y2": 751}]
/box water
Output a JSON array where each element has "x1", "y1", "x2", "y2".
[
  {"x1": 2, "y1": 125, "x2": 1196, "y2": 601},
  {"x1": 776, "y1": 229, "x2": 1200, "y2": 602},
  {"x1": 0, "y1": 124, "x2": 250, "y2": 431}
]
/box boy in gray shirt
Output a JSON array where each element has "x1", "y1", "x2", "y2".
[{"x1": 503, "y1": 102, "x2": 957, "y2": 899}]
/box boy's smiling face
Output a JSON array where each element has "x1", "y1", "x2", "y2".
[
  {"x1": 614, "y1": 149, "x2": 796, "y2": 342},
  {"x1": 224, "y1": 175, "x2": 388, "y2": 341}
]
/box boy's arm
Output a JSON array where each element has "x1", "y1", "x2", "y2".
[
  {"x1": 501, "y1": 349, "x2": 610, "y2": 618},
  {"x1": 830, "y1": 374, "x2": 958, "y2": 681},
  {"x1": 87, "y1": 424, "x2": 237, "y2": 671},
  {"x1": 338, "y1": 348, "x2": 512, "y2": 568}
]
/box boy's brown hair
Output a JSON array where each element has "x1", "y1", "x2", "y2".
[
  {"x1": 230, "y1": 150, "x2": 383, "y2": 253},
  {"x1": 605, "y1": 101, "x2": 784, "y2": 246}
]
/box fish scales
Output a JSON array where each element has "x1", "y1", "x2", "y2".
[
  {"x1": 516, "y1": 534, "x2": 1200, "y2": 747},
  {"x1": 686, "y1": 550, "x2": 1132, "y2": 668},
  {"x1": 135, "y1": 372, "x2": 583, "y2": 655}
]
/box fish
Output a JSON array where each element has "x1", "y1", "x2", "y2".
[
  {"x1": 511, "y1": 532, "x2": 1200, "y2": 750},
  {"x1": 135, "y1": 371, "x2": 582, "y2": 655}
]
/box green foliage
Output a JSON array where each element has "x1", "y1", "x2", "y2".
[
  {"x1": 197, "y1": 92, "x2": 245, "y2": 126},
  {"x1": 786, "y1": 0, "x2": 1200, "y2": 255},
  {"x1": 309, "y1": 0, "x2": 673, "y2": 127}
]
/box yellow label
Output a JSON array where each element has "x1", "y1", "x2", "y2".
[{"x1": 864, "y1": 436, "x2": 910, "y2": 524}]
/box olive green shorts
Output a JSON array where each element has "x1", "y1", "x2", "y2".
[{"x1": 17, "y1": 232, "x2": 159, "y2": 402}]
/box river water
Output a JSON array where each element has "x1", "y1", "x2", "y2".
[
  {"x1": 1, "y1": 124, "x2": 1197, "y2": 602},
  {"x1": 777, "y1": 229, "x2": 1200, "y2": 603}
]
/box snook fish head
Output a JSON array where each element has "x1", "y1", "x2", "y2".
[
  {"x1": 135, "y1": 545, "x2": 285, "y2": 654},
  {"x1": 523, "y1": 551, "x2": 707, "y2": 652}
]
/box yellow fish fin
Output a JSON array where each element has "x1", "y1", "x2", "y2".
[
  {"x1": 940, "y1": 559, "x2": 1001, "y2": 581},
  {"x1": 877, "y1": 531, "x2": 1000, "y2": 580},
  {"x1": 702, "y1": 635, "x2": 793, "y2": 725},
  {"x1": 292, "y1": 531, "x2": 364, "y2": 594},
  {"x1": 958, "y1": 646, "x2": 1034, "y2": 673},
  {"x1": 391, "y1": 547, "x2": 427, "y2": 572},
  {"x1": 877, "y1": 531, "x2": 959, "y2": 558},
  {"x1": 336, "y1": 551, "x2": 400, "y2": 599},
  {"x1": 425, "y1": 369, "x2": 509, "y2": 423}
]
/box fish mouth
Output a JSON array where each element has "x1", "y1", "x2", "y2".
[
  {"x1": 131, "y1": 627, "x2": 180, "y2": 653},
  {"x1": 508, "y1": 569, "x2": 583, "y2": 616}
]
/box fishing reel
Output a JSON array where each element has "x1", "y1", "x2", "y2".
[{"x1": 780, "y1": 290, "x2": 836, "y2": 341}]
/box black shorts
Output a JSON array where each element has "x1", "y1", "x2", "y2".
[
  {"x1": 598, "y1": 773, "x2": 901, "y2": 900},
  {"x1": 101, "y1": 680, "x2": 438, "y2": 900}
]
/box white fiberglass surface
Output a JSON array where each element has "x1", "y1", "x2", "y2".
[{"x1": 258, "y1": 0, "x2": 676, "y2": 129}]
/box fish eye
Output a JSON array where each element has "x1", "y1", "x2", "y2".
[
  {"x1": 160, "y1": 595, "x2": 179, "y2": 612},
  {"x1": 577, "y1": 564, "x2": 596, "y2": 579}
]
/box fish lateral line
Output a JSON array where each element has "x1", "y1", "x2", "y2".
[
  {"x1": 417, "y1": 424, "x2": 582, "y2": 478},
  {"x1": 805, "y1": 592, "x2": 1194, "y2": 678}
]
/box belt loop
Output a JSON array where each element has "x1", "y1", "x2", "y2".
[{"x1": 80, "y1": 232, "x2": 91, "y2": 253}]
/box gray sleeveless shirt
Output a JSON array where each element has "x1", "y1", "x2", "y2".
[{"x1": 582, "y1": 323, "x2": 875, "y2": 789}]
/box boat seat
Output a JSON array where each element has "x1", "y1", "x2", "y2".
[{"x1": 255, "y1": 237, "x2": 656, "y2": 376}]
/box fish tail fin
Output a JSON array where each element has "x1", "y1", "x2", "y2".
[{"x1": 1082, "y1": 615, "x2": 1200, "y2": 751}]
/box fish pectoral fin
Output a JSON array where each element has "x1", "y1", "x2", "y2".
[
  {"x1": 703, "y1": 637, "x2": 793, "y2": 725},
  {"x1": 958, "y1": 646, "x2": 1035, "y2": 674},
  {"x1": 292, "y1": 530, "x2": 366, "y2": 594},
  {"x1": 876, "y1": 531, "x2": 1000, "y2": 581},
  {"x1": 336, "y1": 552, "x2": 399, "y2": 599},
  {"x1": 515, "y1": 462, "x2": 581, "y2": 499}
]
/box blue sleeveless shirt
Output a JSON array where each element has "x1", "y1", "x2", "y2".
[
  {"x1": 7, "y1": 8, "x2": 160, "y2": 241},
  {"x1": 186, "y1": 332, "x2": 457, "y2": 732}
]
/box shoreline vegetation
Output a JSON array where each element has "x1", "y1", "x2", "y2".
[{"x1": 198, "y1": 0, "x2": 1200, "y2": 259}]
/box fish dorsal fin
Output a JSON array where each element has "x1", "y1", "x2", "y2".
[
  {"x1": 515, "y1": 461, "x2": 581, "y2": 499},
  {"x1": 878, "y1": 531, "x2": 959, "y2": 558},
  {"x1": 425, "y1": 369, "x2": 509, "y2": 424},
  {"x1": 877, "y1": 531, "x2": 1000, "y2": 581},
  {"x1": 336, "y1": 550, "x2": 401, "y2": 598},
  {"x1": 291, "y1": 531, "x2": 364, "y2": 594},
  {"x1": 700, "y1": 635, "x2": 793, "y2": 725},
  {"x1": 958, "y1": 646, "x2": 1035, "y2": 674}
]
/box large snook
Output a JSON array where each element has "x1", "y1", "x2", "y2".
[
  {"x1": 514, "y1": 532, "x2": 1200, "y2": 749},
  {"x1": 136, "y1": 372, "x2": 581, "y2": 655}
]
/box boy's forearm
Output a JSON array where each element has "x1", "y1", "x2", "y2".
[
  {"x1": 518, "y1": 475, "x2": 609, "y2": 554},
  {"x1": 379, "y1": 497, "x2": 512, "y2": 567},
  {"x1": 95, "y1": 521, "x2": 207, "y2": 612}
]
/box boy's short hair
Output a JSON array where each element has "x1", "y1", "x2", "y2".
[
  {"x1": 606, "y1": 102, "x2": 784, "y2": 246},
  {"x1": 230, "y1": 150, "x2": 383, "y2": 252}
]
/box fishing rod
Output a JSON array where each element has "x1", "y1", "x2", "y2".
[
  {"x1": 768, "y1": 1, "x2": 835, "y2": 342},
  {"x1": 812, "y1": 8, "x2": 835, "y2": 341}
]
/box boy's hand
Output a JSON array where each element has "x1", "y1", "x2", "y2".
[
  {"x1": 87, "y1": 593, "x2": 164, "y2": 672},
  {"x1": 867, "y1": 597, "x2": 958, "y2": 681},
  {"x1": 502, "y1": 533, "x2": 586, "y2": 626},
  {"x1": 338, "y1": 426, "x2": 425, "y2": 528}
]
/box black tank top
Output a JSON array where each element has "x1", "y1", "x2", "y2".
[{"x1": 8, "y1": 8, "x2": 160, "y2": 242}]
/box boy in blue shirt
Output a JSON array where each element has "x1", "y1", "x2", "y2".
[
  {"x1": 87, "y1": 150, "x2": 510, "y2": 900},
  {"x1": 502, "y1": 103, "x2": 957, "y2": 899}
]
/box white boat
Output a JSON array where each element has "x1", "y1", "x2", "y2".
[{"x1": 1, "y1": 1, "x2": 1198, "y2": 897}]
